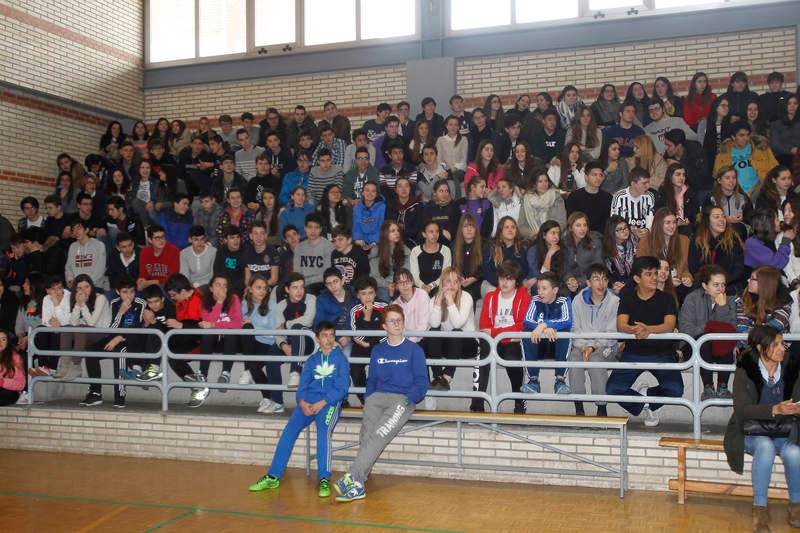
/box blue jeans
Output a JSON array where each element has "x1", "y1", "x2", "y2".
[
  {"x1": 745, "y1": 435, "x2": 800, "y2": 506},
  {"x1": 521, "y1": 337, "x2": 570, "y2": 380},
  {"x1": 605, "y1": 352, "x2": 684, "y2": 415}
]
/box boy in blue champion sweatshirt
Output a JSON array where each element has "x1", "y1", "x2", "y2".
[
  {"x1": 248, "y1": 321, "x2": 350, "y2": 498},
  {"x1": 334, "y1": 304, "x2": 428, "y2": 502},
  {"x1": 520, "y1": 271, "x2": 573, "y2": 395}
]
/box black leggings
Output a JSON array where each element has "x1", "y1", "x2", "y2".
[
  {"x1": 699, "y1": 343, "x2": 733, "y2": 388},
  {"x1": 426, "y1": 329, "x2": 478, "y2": 380},
  {"x1": 239, "y1": 324, "x2": 283, "y2": 404},
  {"x1": 0, "y1": 388, "x2": 19, "y2": 405}
]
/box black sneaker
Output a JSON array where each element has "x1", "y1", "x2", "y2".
[
  {"x1": 574, "y1": 401, "x2": 585, "y2": 416},
  {"x1": 439, "y1": 378, "x2": 451, "y2": 391},
  {"x1": 596, "y1": 405, "x2": 608, "y2": 417},
  {"x1": 79, "y1": 392, "x2": 102, "y2": 407},
  {"x1": 470, "y1": 399, "x2": 485, "y2": 412},
  {"x1": 514, "y1": 400, "x2": 527, "y2": 414},
  {"x1": 429, "y1": 378, "x2": 446, "y2": 391},
  {"x1": 113, "y1": 396, "x2": 126, "y2": 409}
]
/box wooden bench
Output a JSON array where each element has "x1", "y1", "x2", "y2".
[
  {"x1": 659, "y1": 437, "x2": 790, "y2": 503},
  {"x1": 306, "y1": 408, "x2": 630, "y2": 497}
]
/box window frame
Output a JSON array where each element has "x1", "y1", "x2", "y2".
[
  {"x1": 145, "y1": 0, "x2": 421, "y2": 67},
  {"x1": 443, "y1": 0, "x2": 788, "y2": 37}
]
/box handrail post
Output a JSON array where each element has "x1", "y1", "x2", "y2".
[
  {"x1": 691, "y1": 337, "x2": 702, "y2": 439},
  {"x1": 161, "y1": 329, "x2": 169, "y2": 411}
]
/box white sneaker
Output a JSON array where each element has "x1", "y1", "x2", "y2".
[
  {"x1": 257, "y1": 398, "x2": 275, "y2": 413},
  {"x1": 263, "y1": 401, "x2": 285, "y2": 414},
  {"x1": 16, "y1": 391, "x2": 29, "y2": 405},
  {"x1": 642, "y1": 406, "x2": 660, "y2": 427},
  {"x1": 239, "y1": 370, "x2": 254, "y2": 385},
  {"x1": 288, "y1": 371, "x2": 301, "y2": 389},
  {"x1": 424, "y1": 396, "x2": 437, "y2": 410}
]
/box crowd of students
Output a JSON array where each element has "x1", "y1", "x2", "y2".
[{"x1": 0, "y1": 71, "x2": 798, "y2": 433}]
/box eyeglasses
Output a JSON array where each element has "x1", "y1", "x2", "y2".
[
  {"x1": 384, "y1": 319, "x2": 403, "y2": 326},
  {"x1": 589, "y1": 277, "x2": 609, "y2": 282},
  {"x1": 615, "y1": 227, "x2": 629, "y2": 233},
  {"x1": 396, "y1": 279, "x2": 413, "y2": 286}
]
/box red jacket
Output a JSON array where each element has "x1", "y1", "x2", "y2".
[
  {"x1": 479, "y1": 285, "x2": 531, "y2": 343},
  {"x1": 176, "y1": 290, "x2": 203, "y2": 325}
]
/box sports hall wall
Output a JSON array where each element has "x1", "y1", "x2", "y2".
[
  {"x1": 0, "y1": 1, "x2": 797, "y2": 220},
  {"x1": 0, "y1": 1, "x2": 143, "y2": 216},
  {"x1": 143, "y1": 26, "x2": 797, "y2": 135}
]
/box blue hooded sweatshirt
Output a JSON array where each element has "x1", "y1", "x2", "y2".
[
  {"x1": 352, "y1": 196, "x2": 386, "y2": 246},
  {"x1": 296, "y1": 345, "x2": 350, "y2": 406}
]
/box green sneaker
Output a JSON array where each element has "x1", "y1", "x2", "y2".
[
  {"x1": 248, "y1": 474, "x2": 279, "y2": 492},
  {"x1": 318, "y1": 478, "x2": 331, "y2": 498}
]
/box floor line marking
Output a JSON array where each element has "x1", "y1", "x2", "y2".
[
  {"x1": 144, "y1": 510, "x2": 196, "y2": 532},
  {"x1": 0, "y1": 490, "x2": 464, "y2": 532},
  {"x1": 77, "y1": 504, "x2": 130, "y2": 532}
]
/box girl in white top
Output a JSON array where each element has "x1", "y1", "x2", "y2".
[
  {"x1": 427, "y1": 267, "x2": 476, "y2": 391},
  {"x1": 435, "y1": 116, "x2": 468, "y2": 175},
  {"x1": 55, "y1": 273, "x2": 111, "y2": 380}
]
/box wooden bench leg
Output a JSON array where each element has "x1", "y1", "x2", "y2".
[{"x1": 677, "y1": 447, "x2": 687, "y2": 504}]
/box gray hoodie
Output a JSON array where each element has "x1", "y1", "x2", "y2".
[
  {"x1": 571, "y1": 286, "x2": 620, "y2": 353},
  {"x1": 293, "y1": 238, "x2": 333, "y2": 285},
  {"x1": 65, "y1": 237, "x2": 106, "y2": 288},
  {"x1": 678, "y1": 287, "x2": 737, "y2": 339}
]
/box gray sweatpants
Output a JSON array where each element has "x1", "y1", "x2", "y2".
[
  {"x1": 350, "y1": 392, "x2": 415, "y2": 484},
  {"x1": 567, "y1": 346, "x2": 618, "y2": 406}
]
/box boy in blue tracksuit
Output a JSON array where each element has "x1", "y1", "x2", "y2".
[
  {"x1": 248, "y1": 321, "x2": 350, "y2": 498},
  {"x1": 520, "y1": 271, "x2": 573, "y2": 395}
]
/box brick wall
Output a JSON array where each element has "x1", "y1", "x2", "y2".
[
  {"x1": 0, "y1": 1, "x2": 143, "y2": 218},
  {"x1": 0, "y1": 91, "x2": 108, "y2": 216},
  {"x1": 0, "y1": 405, "x2": 779, "y2": 493},
  {"x1": 144, "y1": 65, "x2": 408, "y2": 129},
  {"x1": 457, "y1": 27, "x2": 797, "y2": 107},
  {"x1": 0, "y1": 1, "x2": 144, "y2": 118}
]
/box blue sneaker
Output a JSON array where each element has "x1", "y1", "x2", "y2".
[
  {"x1": 335, "y1": 479, "x2": 366, "y2": 502},
  {"x1": 121, "y1": 368, "x2": 137, "y2": 380},
  {"x1": 554, "y1": 379, "x2": 571, "y2": 395},
  {"x1": 520, "y1": 379, "x2": 540, "y2": 394},
  {"x1": 334, "y1": 473, "x2": 354, "y2": 496}
]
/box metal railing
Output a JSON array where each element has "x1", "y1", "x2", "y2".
[{"x1": 26, "y1": 326, "x2": 785, "y2": 439}]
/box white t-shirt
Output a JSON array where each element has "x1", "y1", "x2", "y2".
[{"x1": 494, "y1": 294, "x2": 515, "y2": 329}]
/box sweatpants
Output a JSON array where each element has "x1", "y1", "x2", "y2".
[
  {"x1": 522, "y1": 337, "x2": 570, "y2": 379},
  {"x1": 86, "y1": 337, "x2": 128, "y2": 401},
  {"x1": 567, "y1": 345, "x2": 617, "y2": 405},
  {"x1": 350, "y1": 392, "x2": 414, "y2": 484},
  {"x1": 268, "y1": 401, "x2": 342, "y2": 481}
]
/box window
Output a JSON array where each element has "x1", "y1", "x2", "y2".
[
  {"x1": 304, "y1": 0, "x2": 357, "y2": 46},
  {"x1": 147, "y1": 0, "x2": 418, "y2": 65},
  {"x1": 516, "y1": 2, "x2": 579, "y2": 23},
  {"x1": 361, "y1": 0, "x2": 416, "y2": 40},
  {"x1": 199, "y1": 0, "x2": 247, "y2": 57},
  {"x1": 450, "y1": 0, "x2": 511, "y2": 31},
  {"x1": 655, "y1": 0, "x2": 722, "y2": 7},
  {"x1": 149, "y1": 0, "x2": 195, "y2": 63},
  {"x1": 588, "y1": 0, "x2": 643, "y2": 9},
  {"x1": 255, "y1": 0, "x2": 296, "y2": 46}
]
